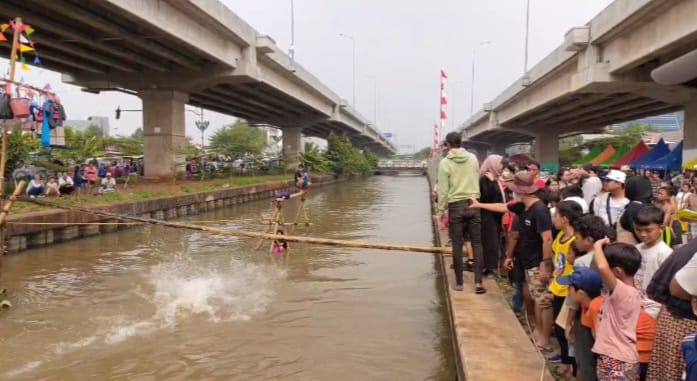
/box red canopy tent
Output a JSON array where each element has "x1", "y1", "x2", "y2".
[{"x1": 610, "y1": 141, "x2": 650, "y2": 169}]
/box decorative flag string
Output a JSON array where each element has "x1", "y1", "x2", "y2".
[
  {"x1": 433, "y1": 70, "x2": 448, "y2": 157},
  {"x1": 0, "y1": 19, "x2": 41, "y2": 72}
]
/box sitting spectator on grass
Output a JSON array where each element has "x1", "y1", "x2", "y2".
[
  {"x1": 98, "y1": 172, "x2": 116, "y2": 194},
  {"x1": 26, "y1": 174, "x2": 44, "y2": 198},
  {"x1": 58, "y1": 172, "x2": 75, "y2": 195},
  {"x1": 45, "y1": 177, "x2": 60, "y2": 197}
]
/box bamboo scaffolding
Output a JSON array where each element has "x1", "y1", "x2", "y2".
[
  {"x1": 25, "y1": 199, "x2": 452, "y2": 255},
  {"x1": 0, "y1": 17, "x2": 22, "y2": 199},
  {"x1": 0, "y1": 180, "x2": 26, "y2": 253},
  {"x1": 289, "y1": 192, "x2": 308, "y2": 234}
]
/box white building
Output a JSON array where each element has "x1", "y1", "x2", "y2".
[
  {"x1": 63, "y1": 116, "x2": 110, "y2": 136},
  {"x1": 256, "y1": 125, "x2": 327, "y2": 156}
]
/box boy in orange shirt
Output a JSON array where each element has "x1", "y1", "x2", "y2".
[{"x1": 559, "y1": 266, "x2": 604, "y2": 381}]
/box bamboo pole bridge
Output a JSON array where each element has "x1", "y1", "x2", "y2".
[{"x1": 24, "y1": 196, "x2": 452, "y2": 255}]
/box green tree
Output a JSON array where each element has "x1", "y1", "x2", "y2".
[
  {"x1": 131, "y1": 127, "x2": 144, "y2": 140},
  {"x1": 57, "y1": 126, "x2": 104, "y2": 162},
  {"x1": 209, "y1": 121, "x2": 266, "y2": 157},
  {"x1": 84, "y1": 124, "x2": 104, "y2": 138},
  {"x1": 416, "y1": 146, "x2": 432, "y2": 160},
  {"x1": 101, "y1": 135, "x2": 143, "y2": 156},
  {"x1": 362, "y1": 149, "x2": 379, "y2": 169},
  {"x1": 300, "y1": 142, "x2": 330, "y2": 173},
  {"x1": 323, "y1": 133, "x2": 377, "y2": 176},
  {"x1": 6, "y1": 130, "x2": 40, "y2": 174}
]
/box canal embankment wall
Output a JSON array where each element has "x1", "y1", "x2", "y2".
[
  {"x1": 426, "y1": 161, "x2": 553, "y2": 381},
  {"x1": 4, "y1": 175, "x2": 344, "y2": 254}
]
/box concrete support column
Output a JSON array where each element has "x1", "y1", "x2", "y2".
[
  {"x1": 282, "y1": 127, "x2": 303, "y2": 166},
  {"x1": 534, "y1": 132, "x2": 559, "y2": 174},
  {"x1": 139, "y1": 90, "x2": 189, "y2": 179},
  {"x1": 683, "y1": 100, "x2": 697, "y2": 167},
  {"x1": 490, "y1": 145, "x2": 507, "y2": 156}
]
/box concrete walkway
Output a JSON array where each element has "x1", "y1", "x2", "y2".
[{"x1": 437, "y1": 230, "x2": 554, "y2": 380}]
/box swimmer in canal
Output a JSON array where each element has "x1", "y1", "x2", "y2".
[
  {"x1": 273, "y1": 229, "x2": 288, "y2": 254},
  {"x1": 295, "y1": 165, "x2": 311, "y2": 190}
]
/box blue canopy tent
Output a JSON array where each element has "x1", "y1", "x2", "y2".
[
  {"x1": 645, "y1": 141, "x2": 683, "y2": 173},
  {"x1": 629, "y1": 139, "x2": 669, "y2": 169}
]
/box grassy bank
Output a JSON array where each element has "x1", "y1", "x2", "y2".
[{"x1": 11, "y1": 174, "x2": 292, "y2": 214}]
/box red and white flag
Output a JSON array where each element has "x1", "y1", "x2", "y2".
[{"x1": 433, "y1": 70, "x2": 449, "y2": 157}]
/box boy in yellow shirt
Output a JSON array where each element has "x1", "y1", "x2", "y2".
[{"x1": 548, "y1": 200, "x2": 583, "y2": 375}]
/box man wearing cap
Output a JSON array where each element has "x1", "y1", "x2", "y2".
[
  {"x1": 436, "y1": 131, "x2": 484, "y2": 293},
  {"x1": 504, "y1": 171, "x2": 554, "y2": 349},
  {"x1": 593, "y1": 169, "x2": 630, "y2": 228}
]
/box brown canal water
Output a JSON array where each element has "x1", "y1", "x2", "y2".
[{"x1": 0, "y1": 176, "x2": 455, "y2": 380}]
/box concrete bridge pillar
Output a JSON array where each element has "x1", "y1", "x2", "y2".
[
  {"x1": 140, "y1": 90, "x2": 188, "y2": 179},
  {"x1": 490, "y1": 145, "x2": 507, "y2": 156},
  {"x1": 282, "y1": 127, "x2": 303, "y2": 167},
  {"x1": 684, "y1": 100, "x2": 697, "y2": 168},
  {"x1": 534, "y1": 132, "x2": 559, "y2": 174}
]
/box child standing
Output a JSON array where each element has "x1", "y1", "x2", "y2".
[
  {"x1": 593, "y1": 239, "x2": 643, "y2": 381},
  {"x1": 632, "y1": 205, "x2": 672, "y2": 380},
  {"x1": 548, "y1": 201, "x2": 582, "y2": 374},
  {"x1": 566, "y1": 215, "x2": 611, "y2": 381}
]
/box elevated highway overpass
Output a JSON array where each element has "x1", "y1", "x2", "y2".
[
  {"x1": 460, "y1": 0, "x2": 697, "y2": 172},
  {"x1": 0, "y1": 0, "x2": 395, "y2": 178}
]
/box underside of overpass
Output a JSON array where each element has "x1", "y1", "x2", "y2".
[
  {"x1": 461, "y1": 0, "x2": 697, "y2": 172},
  {"x1": 0, "y1": 0, "x2": 394, "y2": 177}
]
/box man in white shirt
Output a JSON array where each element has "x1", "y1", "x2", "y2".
[
  {"x1": 58, "y1": 172, "x2": 75, "y2": 195},
  {"x1": 581, "y1": 164, "x2": 602, "y2": 205},
  {"x1": 98, "y1": 172, "x2": 116, "y2": 194},
  {"x1": 593, "y1": 169, "x2": 630, "y2": 228}
]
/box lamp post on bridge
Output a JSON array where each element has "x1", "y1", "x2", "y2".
[
  {"x1": 523, "y1": 0, "x2": 531, "y2": 84},
  {"x1": 470, "y1": 41, "x2": 492, "y2": 118},
  {"x1": 190, "y1": 108, "x2": 209, "y2": 155},
  {"x1": 288, "y1": 0, "x2": 296, "y2": 71},
  {"x1": 339, "y1": 33, "x2": 357, "y2": 108}
]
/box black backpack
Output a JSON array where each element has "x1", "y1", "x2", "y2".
[{"x1": 0, "y1": 92, "x2": 13, "y2": 120}]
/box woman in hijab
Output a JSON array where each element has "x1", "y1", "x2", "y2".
[{"x1": 479, "y1": 155, "x2": 506, "y2": 277}]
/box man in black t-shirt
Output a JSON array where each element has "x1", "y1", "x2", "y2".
[{"x1": 504, "y1": 171, "x2": 554, "y2": 350}]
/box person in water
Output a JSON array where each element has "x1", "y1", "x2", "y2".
[
  {"x1": 295, "y1": 165, "x2": 311, "y2": 190},
  {"x1": 273, "y1": 229, "x2": 288, "y2": 254}
]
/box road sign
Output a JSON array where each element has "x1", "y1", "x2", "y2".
[{"x1": 383, "y1": 132, "x2": 393, "y2": 139}]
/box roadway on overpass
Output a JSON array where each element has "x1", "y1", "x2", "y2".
[
  {"x1": 460, "y1": 0, "x2": 697, "y2": 172},
  {"x1": 0, "y1": 0, "x2": 394, "y2": 177}
]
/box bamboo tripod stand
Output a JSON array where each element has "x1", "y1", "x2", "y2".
[{"x1": 256, "y1": 190, "x2": 309, "y2": 253}]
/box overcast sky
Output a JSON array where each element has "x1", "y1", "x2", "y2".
[{"x1": 1, "y1": 0, "x2": 613, "y2": 153}]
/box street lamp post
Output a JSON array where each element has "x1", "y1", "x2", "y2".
[
  {"x1": 339, "y1": 33, "x2": 356, "y2": 107},
  {"x1": 194, "y1": 109, "x2": 209, "y2": 155},
  {"x1": 523, "y1": 0, "x2": 531, "y2": 83},
  {"x1": 289, "y1": 0, "x2": 295, "y2": 64},
  {"x1": 470, "y1": 41, "x2": 492, "y2": 118}
]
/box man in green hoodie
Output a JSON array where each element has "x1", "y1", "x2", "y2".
[{"x1": 437, "y1": 132, "x2": 485, "y2": 293}]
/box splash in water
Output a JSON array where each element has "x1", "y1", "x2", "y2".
[{"x1": 148, "y1": 257, "x2": 283, "y2": 324}]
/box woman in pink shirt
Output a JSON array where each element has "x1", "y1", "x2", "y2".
[{"x1": 84, "y1": 164, "x2": 97, "y2": 188}]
